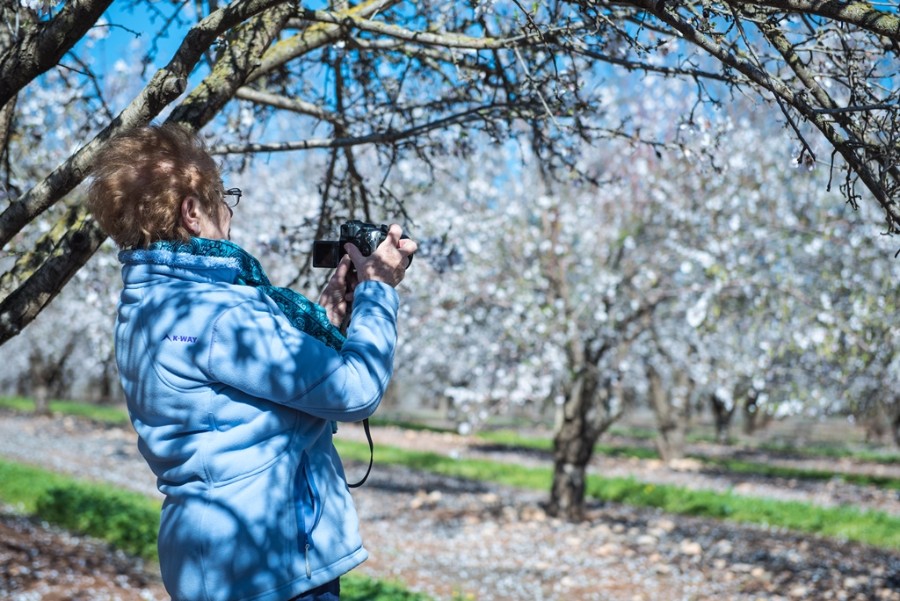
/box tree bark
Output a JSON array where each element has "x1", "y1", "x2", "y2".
[
  {"x1": 892, "y1": 414, "x2": 900, "y2": 449},
  {"x1": 548, "y1": 389, "x2": 593, "y2": 521},
  {"x1": 742, "y1": 393, "x2": 760, "y2": 436},
  {"x1": 547, "y1": 366, "x2": 620, "y2": 521},
  {"x1": 0, "y1": 0, "x2": 114, "y2": 108},
  {"x1": 0, "y1": 1, "x2": 296, "y2": 344},
  {"x1": 168, "y1": 3, "x2": 294, "y2": 129},
  {"x1": 886, "y1": 399, "x2": 900, "y2": 448},
  {"x1": 647, "y1": 364, "x2": 689, "y2": 462},
  {"x1": 709, "y1": 390, "x2": 735, "y2": 444},
  {"x1": 0, "y1": 208, "x2": 106, "y2": 344},
  {"x1": 32, "y1": 383, "x2": 50, "y2": 416}
]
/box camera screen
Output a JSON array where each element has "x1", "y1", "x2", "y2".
[{"x1": 312, "y1": 241, "x2": 343, "y2": 268}]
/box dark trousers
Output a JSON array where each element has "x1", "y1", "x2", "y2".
[{"x1": 288, "y1": 578, "x2": 340, "y2": 601}]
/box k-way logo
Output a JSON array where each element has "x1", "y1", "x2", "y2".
[{"x1": 165, "y1": 334, "x2": 198, "y2": 343}]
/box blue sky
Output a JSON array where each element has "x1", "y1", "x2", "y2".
[{"x1": 88, "y1": 2, "x2": 195, "y2": 74}]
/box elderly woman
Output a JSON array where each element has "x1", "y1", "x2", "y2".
[{"x1": 87, "y1": 123, "x2": 416, "y2": 601}]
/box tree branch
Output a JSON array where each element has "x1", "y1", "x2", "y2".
[
  {"x1": 235, "y1": 86, "x2": 343, "y2": 124},
  {"x1": 811, "y1": 103, "x2": 899, "y2": 115},
  {"x1": 761, "y1": 20, "x2": 900, "y2": 227},
  {"x1": 0, "y1": 0, "x2": 288, "y2": 250},
  {"x1": 207, "y1": 101, "x2": 542, "y2": 155},
  {"x1": 560, "y1": 40, "x2": 735, "y2": 83},
  {"x1": 298, "y1": 8, "x2": 566, "y2": 50},
  {"x1": 247, "y1": 0, "x2": 400, "y2": 80},
  {"x1": 167, "y1": 3, "x2": 293, "y2": 128},
  {"x1": 0, "y1": 0, "x2": 294, "y2": 341},
  {"x1": 0, "y1": 0, "x2": 115, "y2": 108},
  {"x1": 0, "y1": 208, "x2": 106, "y2": 345},
  {"x1": 615, "y1": 0, "x2": 900, "y2": 228},
  {"x1": 731, "y1": 0, "x2": 900, "y2": 43}
]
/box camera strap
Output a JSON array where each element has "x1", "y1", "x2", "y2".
[{"x1": 347, "y1": 418, "x2": 374, "y2": 488}]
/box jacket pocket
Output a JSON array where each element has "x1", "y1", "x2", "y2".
[{"x1": 293, "y1": 451, "x2": 323, "y2": 578}]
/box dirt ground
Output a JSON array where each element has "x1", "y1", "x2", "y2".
[
  {"x1": 0, "y1": 509, "x2": 167, "y2": 600},
  {"x1": 1, "y1": 412, "x2": 899, "y2": 600}
]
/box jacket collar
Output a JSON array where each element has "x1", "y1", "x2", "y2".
[{"x1": 119, "y1": 247, "x2": 241, "y2": 272}]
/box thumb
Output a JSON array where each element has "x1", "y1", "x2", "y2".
[
  {"x1": 335, "y1": 254, "x2": 353, "y2": 278},
  {"x1": 385, "y1": 224, "x2": 403, "y2": 247},
  {"x1": 344, "y1": 242, "x2": 364, "y2": 268}
]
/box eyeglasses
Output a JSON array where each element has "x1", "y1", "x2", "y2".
[{"x1": 223, "y1": 187, "x2": 242, "y2": 208}]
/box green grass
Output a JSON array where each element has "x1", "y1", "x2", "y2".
[
  {"x1": 478, "y1": 429, "x2": 661, "y2": 460},
  {"x1": 36, "y1": 483, "x2": 161, "y2": 559},
  {"x1": 0, "y1": 395, "x2": 130, "y2": 425},
  {"x1": 4, "y1": 397, "x2": 900, "y2": 550},
  {"x1": 342, "y1": 576, "x2": 433, "y2": 600},
  {"x1": 756, "y1": 440, "x2": 900, "y2": 465},
  {"x1": 585, "y1": 476, "x2": 900, "y2": 548},
  {"x1": 705, "y1": 457, "x2": 900, "y2": 490},
  {"x1": 370, "y1": 416, "x2": 457, "y2": 435},
  {"x1": 339, "y1": 439, "x2": 553, "y2": 490},
  {"x1": 0, "y1": 459, "x2": 160, "y2": 558},
  {"x1": 0, "y1": 458, "x2": 432, "y2": 600},
  {"x1": 602, "y1": 421, "x2": 900, "y2": 465},
  {"x1": 334, "y1": 438, "x2": 900, "y2": 550},
  {"x1": 0, "y1": 459, "x2": 81, "y2": 513},
  {"x1": 477, "y1": 429, "x2": 900, "y2": 489}
]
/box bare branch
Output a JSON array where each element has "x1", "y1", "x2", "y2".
[
  {"x1": 0, "y1": 0, "x2": 289, "y2": 249},
  {"x1": 235, "y1": 86, "x2": 343, "y2": 124},
  {"x1": 607, "y1": 0, "x2": 900, "y2": 227},
  {"x1": 761, "y1": 20, "x2": 900, "y2": 227},
  {"x1": 208, "y1": 101, "x2": 542, "y2": 155},
  {"x1": 248, "y1": 0, "x2": 400, "y2": 79},
  {"x1": 0, "y1": 0, "x2": 115, "y2": 108},
  {"x1": 167, "y1": 3, "x2": 293, "y2": 128},
  {"x1": 731, "y1": 0, "x2": 900, "y2": 42},
  {"x1": 811, "y1": 103, "x2": 899, "y2": 115},
  {"x1": 297, "y1": 8, "x2": 566, "y2": 49},
  {"x1": 561, "y1": 40, "x2": 735, "y2": 83}
]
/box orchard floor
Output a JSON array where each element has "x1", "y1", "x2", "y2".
[{"x1": 1, "y1": 412, "x2": 899, "y2": 601}]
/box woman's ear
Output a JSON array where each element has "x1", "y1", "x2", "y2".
[{"x1": 181, "y1": 196, "x2": 203, "y2": 235}]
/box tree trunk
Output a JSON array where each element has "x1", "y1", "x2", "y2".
[
  {"x1": 32, "y1": 383, "x2": 50, "y2": 416},
  {"x1": 647, "y1": 365, "x2": 689, "y2": 462},
  {"x1": 548, "y1": 399, "x2": 594, "y2": 521},
  {"x1": 892, "y1": 417, "x2": 900, "y2": 448},
  {"x1": 742, "y1": 393, "x2": 759, "y2": 435},
  {"x1": 861, "y1": 400, "x2": 886, "y2": 444},
  {"x1": 546, "y1": 368, "x2": 619, "y2": 521},
  {"x1": 656, "y1": 420, "x2": 686, "y2": 462},
  {"x1": 889, "y1": 403, "x2": 900, "y2": 448},
  {"x1": 709, "y1": 391, "x2": 735, "y2": 444},
  {"x1": 93, "y1": 353, "x2": 120, "y2": 404}
]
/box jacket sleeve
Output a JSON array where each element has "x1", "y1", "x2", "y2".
[{"x1": 205, "y1": 280, "x2": 399, "y2": 422}]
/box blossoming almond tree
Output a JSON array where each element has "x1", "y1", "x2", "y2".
[
  {"x1": 394, "y1": 75, "x2": 899, "y2": 518},
  {"x1": 2, "y1": 0, "x2": 898, "y2": 344},
  {"x1": 1, "y1": 0, "x2": 899, "y2": 522}
]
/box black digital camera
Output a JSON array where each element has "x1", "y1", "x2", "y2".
[{"x1": 312, "y1": 220, "x2": 411, "y2": 268}]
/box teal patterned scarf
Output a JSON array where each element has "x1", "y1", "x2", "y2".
[{"x1": 148, "y1": 238, "x2": 346, "y2": 351}]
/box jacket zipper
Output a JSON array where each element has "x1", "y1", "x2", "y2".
[
  {"x1": 305, "y1": 542, "x2": 312, "y2": 578},
  {"x1": 295, "y1": 452, "x2": 323, "y2": 578}
]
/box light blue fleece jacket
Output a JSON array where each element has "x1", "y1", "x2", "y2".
[{"x1": 115, "y1": 247, "x2": 399, "y2": 601}]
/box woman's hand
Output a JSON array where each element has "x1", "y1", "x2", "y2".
[
  {"x1": 318, "y1": 255, "x2": 358, "y2": 329},
  {"x1": 345, "y1": 224, "x2": 417, "y2": 287}
]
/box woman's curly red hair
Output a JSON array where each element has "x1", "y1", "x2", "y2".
[{"x1": 88, "y1": 123, "x2": 224, "y2": 249}]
